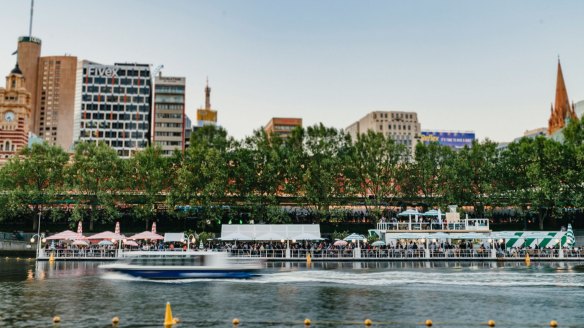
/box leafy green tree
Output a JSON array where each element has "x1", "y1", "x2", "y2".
[
  {"x1": 281, "y1": 127, "x2": 308, "y2": 198},
  {"x1": 68, "y1": 141, "x2": 124, "y2": 230},
  {"x1": 443, "y1": 140, "x2": 499, "y2": 217},
  {"x1": 525, "y1": 136, "x2": 567, "y2": 229},
  {"x1": 401, "y1": 142, "x2": 454, "y2": 208},
  {"x1": 174, "y1": 126, "x2": 232, "y2": 224},
  {"x1": 0, "y1": 143, "x2": 69, "y2": 228},
  {"x1": 239, "y1": 129, "x2": 285, "y2": 222},
  {"x1": 302, "y1": 124, "x2": 350, "y2": 220},
  {"x1": 561, "y1": 117, "x2": 584, "y2": 207},
  {"x1": 127, "y1": 145, "x2": 171, "y2": 229},
  {"x1": 346, "y1": 130, "x2": 408, "y2": 221}
]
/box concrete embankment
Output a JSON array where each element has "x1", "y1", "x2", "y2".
[{"x1": 0, "y1": 240, "x2": 35, "y2": 257}]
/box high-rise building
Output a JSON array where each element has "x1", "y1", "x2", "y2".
[
  {"x1": 35, "y1": 56, "x2": 77, "y2": 150},
  {"x1": 153, "y1": 74, "x2": 186, "y2": 155},
  {"x1": 548, "y1": 60, "x2": 577, "y2": 135},
  {"x1": 13, "y1": 35, "x2": 79, "y2": 150},
  {"x1": 575, "y1": 100, "x2": 584, "y2": 119},
  {"x1": 184, "y1": 115, "x2": 193, "y2": 149},
  {"x1": 0, "y1": 64, "x2": 32, "y2": 163},
  {"x1": 16, "y1": 36, "x2": 41, "y2": 131},
  {"x1": 264, "y1": 117, "x2": 302, "y2": 138},
  {"x1": 73, "y1": 61, "x2": 152, "y2": 158},
  {"x1": 346, "y1": 111, "x2": 421, "y2": 156},
  {"x1": 196, "y1": 79, "x2": 217, "y2": 127}
]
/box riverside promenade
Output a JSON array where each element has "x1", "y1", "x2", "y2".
[{"x1": 36, "y1": 247, "x2": 584, "y2": 262}]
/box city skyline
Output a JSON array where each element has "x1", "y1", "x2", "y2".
[{"x1": 2, "y1": 0, "x2": 584, "y2": 142}]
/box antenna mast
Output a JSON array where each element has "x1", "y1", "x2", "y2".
[{"x1": 29, "y1": 0, "x2": 34, "y2": 37}]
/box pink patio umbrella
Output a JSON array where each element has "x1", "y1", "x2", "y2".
[
  {"x1": 151, "y1": 222, "x2": 157, "y2": 234},
  {"x1": 72, "y1": 240, "x2": 89, "y2": 247},
  {"x1": 46, "y1": 230, "x2": 85, "y2": 240},
  {"x1": 123, "y1": 240, "x2": 139, "y2": 247},
  {"x1": 87, "y1": 231, "x2": 124, "y2": 241},
  {"x1": 333, "y1": 240, "x2": 348, "y2": 247},
  {"x1": 130, "y1": 231, "x2": 164, "y2": 240}
]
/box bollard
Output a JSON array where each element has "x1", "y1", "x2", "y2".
[
  {"x1": 304, "y1": 318, "x2": 311, "y2": 326},
  {"x1": 232, "y1": 318, "x2": 240, "y2": 326},
  {"x1": 550, "y1": 320, "x2": 558, "y2": 327},
  {"x1": 52, "y1": 316, "x2": 61, "y2": 323},
  {"x1": 164, "y1": 302, "x2": 174, "y2": 326},
  {"x1": 425, "y1": 319, "x2": 433, "y2": 327},
  {"x1": 364, "y1": 318, "x2": 372, "y2": 326},
  {"x1": 111, "y1": 316, "x2": 120, "y2": 325},
  {"x1": 488, "y1": 319, "x2": 495, "y2": 327}
]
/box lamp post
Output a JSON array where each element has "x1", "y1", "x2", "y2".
[
  {"x1": 30, "y1": 233, "x2": 45, "y2": 258},
  {"x1": 31, "y1": 210, "x2": 43, "y2": 258},
  {"x1": 186, "y1": 234, "x2": 196, "y2": 251}
]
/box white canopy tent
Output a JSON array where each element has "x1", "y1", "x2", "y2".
[
  {"x1": 164, "y1": 233, "x2": 186, "y2": 243},
  {"x1": 220, "y1": 224, "x2": 321, "y2": 241}
]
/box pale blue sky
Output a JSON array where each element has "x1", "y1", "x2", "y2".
[{"x1": 1, "y1": 0, "x2": 584, "y2": 142}]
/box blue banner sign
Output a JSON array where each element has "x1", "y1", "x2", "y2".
[{"x1": 420, "y1": 131, "x2": 475, "y2": 149}]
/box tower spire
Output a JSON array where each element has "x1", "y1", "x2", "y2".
[
  {"x1": 205, "y1": 77, "x2": 211, "y2": 110},
  {"x1": 29, "y1": 0, "x2": 34, "y2": 37},
  {"x1": 548, "y1": 58, "x2": 577, "y2": 135}
]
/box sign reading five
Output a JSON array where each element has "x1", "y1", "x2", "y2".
[{"x1": 87, "y1": 65, "x2": 119, "y2": 78}]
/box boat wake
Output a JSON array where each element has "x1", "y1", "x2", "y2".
[
  {"x1": 251, "y1": 270, "x2": 584, "y2": 287},
  {"x1": 101, "y1": 269, "x2": 584, "y2": 287}
]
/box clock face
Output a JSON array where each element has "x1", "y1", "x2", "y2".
[{"x1": 4, "y1": 111, "x2": 14, "y2": 122}]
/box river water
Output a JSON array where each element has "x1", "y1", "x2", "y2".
[{"x1": 1, "y1": 258, "x2": 583, "y2": 327}]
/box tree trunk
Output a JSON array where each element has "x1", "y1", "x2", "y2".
[{"x1": 538, "y1": 208, "x2": 545, "y2": 231}]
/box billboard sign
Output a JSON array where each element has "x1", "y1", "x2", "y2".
[{"x1": 420, "y1": 131, "x2": 475, "y2": 149}]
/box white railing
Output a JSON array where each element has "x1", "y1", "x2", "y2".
[
  {"x1": 377, "y1": 219, "x2": 490, "y2": 231},
  {"x1": 38, "y1": 247, "x2": 584, "y2": 260},
  {"x1": 39, "y1": 249, "x2": 120, "y2": 259}
]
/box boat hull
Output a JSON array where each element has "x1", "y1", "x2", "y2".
[{"x1": 102, "y1": 265, "x2": 261, "y2": 279}]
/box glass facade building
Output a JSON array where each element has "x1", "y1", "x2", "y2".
[
  {"x1": 73, "y1": 61, "x2": 152, "y2": 157},
  {"x1": 153, "y1": 75, "x2": 186, "y2": 155}
]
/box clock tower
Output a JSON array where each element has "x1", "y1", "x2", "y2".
[{"x1": 0, "y1": 63, "x2": 32, "y2": 164}]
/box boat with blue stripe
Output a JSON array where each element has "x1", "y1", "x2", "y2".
[{"x1": 99, "y1": 251, "x2": 263, "y2": 280}]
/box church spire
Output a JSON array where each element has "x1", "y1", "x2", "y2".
[
  {"x1": 205, "y1": 77, "x2": 211, "y2": 110},
  {"x1": 548, "y1": 59, "x2": 577, "y2": 135}
]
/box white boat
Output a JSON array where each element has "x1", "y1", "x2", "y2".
[{"x1": 99, "y1": 251, "x2": 263, "y2": 279}]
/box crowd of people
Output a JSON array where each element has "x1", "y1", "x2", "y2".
[{"x1": 43, "y1": 236, "x2": 582, "y2": 259}]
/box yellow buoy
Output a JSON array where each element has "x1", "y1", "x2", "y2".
[
  {"x1": 52, "y1": 316, "x2": 61, "y2": 323},
  {"x1": 49, "y1": 253, "x2": 55, "y2": 263},
  {"x1": 304, "y1": 318, "x2": 311, "y2": 326},
  {"x1": 488, "y1": 319, "x2": 496, "y2": 327},
  {"x1": 232, "y1": 318, "x2": 240, "y2": 325},
  {"x1": 425, "y1": 319, "x2": 433, "y2": 326},
  {"x1": 550, "y1": 320, "x2": 558, "y2": 327},
  {"x1": 164, "y1": 302, "x2": 174, "y2": 326},
  {"x1": 364, "y1": 318, "x2": 372, "y2": 326},
  {"x1": 525, "y1": 253, "x2": 531, "y2": 266},
  {"x1": 307, "y1": 253, "x2": 312, "y2": 266},
  {"x1": 112, "y1": 316, "x2": 120, "y2": 325}
]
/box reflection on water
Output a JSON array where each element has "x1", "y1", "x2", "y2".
[{"x1": 1, "y1": 258, "x2": 584, "y2": 327}]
